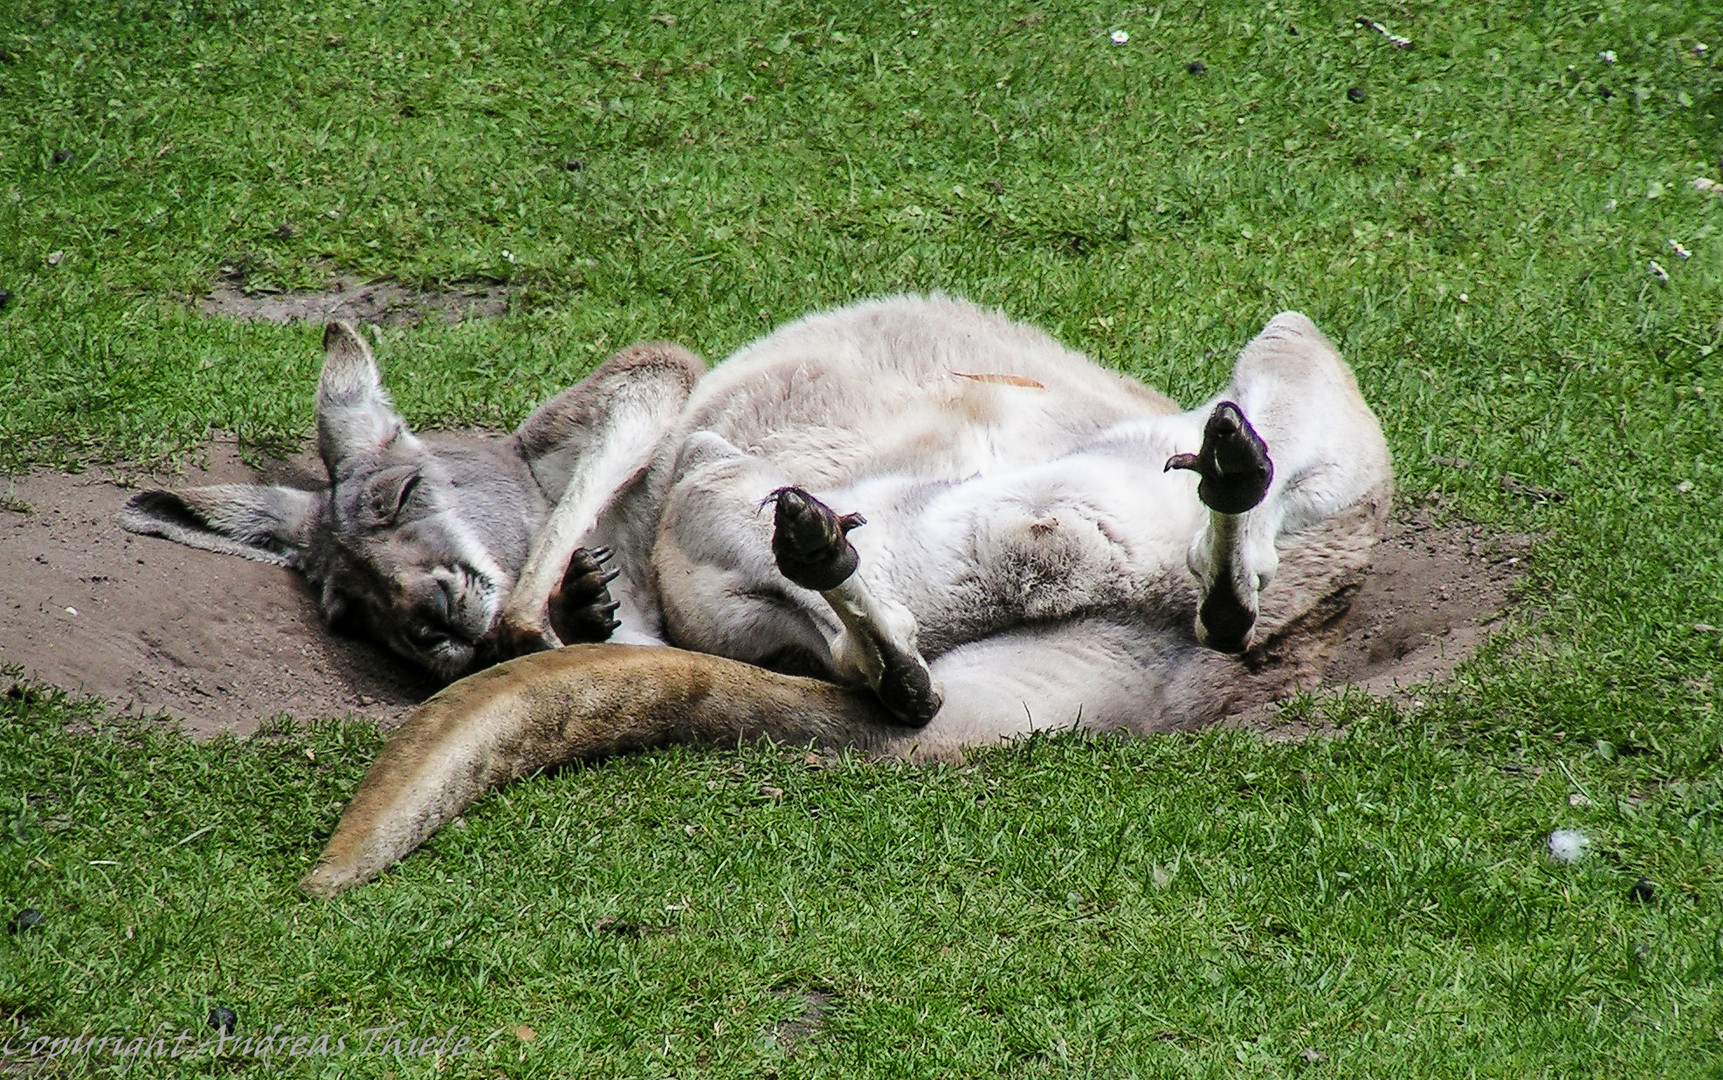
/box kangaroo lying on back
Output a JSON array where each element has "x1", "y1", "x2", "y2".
[{"x1": 121, "y1": 295, "x2": 1392, "y2": 894}]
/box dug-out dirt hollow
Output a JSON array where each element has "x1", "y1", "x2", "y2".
[{"x1": 1, "y1": 443, "x2": 1526, "y2": 738}]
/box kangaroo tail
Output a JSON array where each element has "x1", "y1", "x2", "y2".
[{"x1": 300, "y1": 644, "x2": 896, "y2": 897}]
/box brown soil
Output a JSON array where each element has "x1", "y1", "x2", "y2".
[
  {"x1": 1322, "y1": 510, "x2": 1531, "y2": 693},
  {"x1": 0, "y1": 446, "x2": 1526, "y2": 739},
  {"x1": 2, "y1": 444, "x2": 439, "y2": 735},
  {"x1": 196, "y1": 269, "x2": 511, "y2": 326}
]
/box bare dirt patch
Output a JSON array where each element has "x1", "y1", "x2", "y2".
[
  {"x1": 1323, "y1": 509, "x2": 1530, "y2": 693},
  {"x1": 197, "y1": 268, "x2": 511, "y2": 326},
  {"x1": 2, "y1": 444, "x2": 437, "y2": 735},
  {"x1": 769, "y1": 988, "x2": 832, "y2": 1053},
  {"x1": 1, "y1": 449, "x2": 1525, "y2": 739}
]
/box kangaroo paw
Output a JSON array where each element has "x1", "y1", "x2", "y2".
[
  {"x1": 770, "y1": 487, "x2": 865, "y2": 591},
  {"x1": 1196, "y1": 586, "x2": 1255, "y2": 655},
  {"x1": 549, "y1": 546, "x2": 622, "y2": 645},
  {"x1": 877, "y1": 651, "x2": 942, "y2": 726},
  {"x1": 1164, "y1": 401, "x2": 1275, "y2": 515}
]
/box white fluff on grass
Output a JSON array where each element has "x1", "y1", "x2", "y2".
[{"x1": 1548, "y1": 829, "x2": 1590, "y2": 863}]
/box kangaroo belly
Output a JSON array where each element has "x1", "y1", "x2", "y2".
[
  {"x1": 817, "y1": 447, "x2": 1208, "y2": 656},
  {"x1": 671, "y1": 296, "x2": 1175, "y2": 492}
]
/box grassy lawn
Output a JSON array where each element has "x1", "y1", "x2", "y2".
[{"x1": 3, "y1": 0, "x2": 1721, "y2": 1075}]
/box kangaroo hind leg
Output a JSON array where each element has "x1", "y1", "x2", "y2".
[{"x1": 1168, "y1": 312, "x2": 1391, "y2": 653}]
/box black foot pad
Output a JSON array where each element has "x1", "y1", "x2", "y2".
[
  {"x1": 549, "y1": 546, "x2": 622, "y2": 644},
  {"x1": 1164, "y1": 401, "x2": 1274, "y2": 515},
  {"x1": 770, "y1": 487, "x2": 865, "y2": 591}
]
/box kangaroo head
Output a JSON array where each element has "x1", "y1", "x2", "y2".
[{"x1": 120, "y1": 323, "x2": 543, "y2": 680}]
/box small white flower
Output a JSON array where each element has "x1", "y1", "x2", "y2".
[
  {"x1": 502, "y1": 249, "x2": 517, "y2": 263},
  {"x1": 1677, "y1": 480, "x2": 1695, "y2": 493},
  {"x1": 1599, "y1": 50, "x2": 1617, "y2": 64},
  {"x1": 1669, "y1": 240, "x2": 1691, "y2": 259},
  {"x1": 1110, "y1": 30, "x2": 1129, "y2": 45},
  {"x1": 1697, "y1": 43, "x2": 1708, "y2": 55},
  {"x1": 1648, "y1": 259, "x2": 1669, "y2": 283},
  {"x1": 1548, "y1": 829, "x2": 1589, "y2": 863},
  {"x1": 1458, "y1": 292, "x2": 1469, "y2": 303}
]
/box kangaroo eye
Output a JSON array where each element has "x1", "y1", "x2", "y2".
[{"x1": 408, "y1": 624, "x2": 449, "y2": 649}]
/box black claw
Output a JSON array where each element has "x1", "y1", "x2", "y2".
[{"x1": 548, "y1": 545, "x2": 623, "y2": 645}]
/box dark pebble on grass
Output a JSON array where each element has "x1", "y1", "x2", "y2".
[
  {"x1": 0, "y1": 290, "x2": 12, "y2": 310},
  {"x1": 51, "y1": 149, "x2": 73, "y2": 165},
  {"x1": 1629, "y1": 877, "x2": 1657, "y2": 904},
  {"x1": 208, "y1": 1006, "x2": 237, "y2": 1035},
  {"x1": 564, "y1": 158, "x2": 585, "y2": 171},
  {"x1": 9, "y1": 908, "x2": 44, "y2": 934},
  {"x1": 1347, "y1": 87, "x2": 1367, "y2": 103},
  {"x1": 1599, "y1": 86, "x2": 1613, "y2": 99},
  {"x1": 1188, "y1": 61, "x2": 1207, "y2": 75}
]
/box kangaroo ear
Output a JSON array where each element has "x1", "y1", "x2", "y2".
[
  {"x1": 118, "y1": 484, "x2": 323, "y2": 568},
  {"x1": 316, "y1": 321, "x2": 411, "y2": 473}
]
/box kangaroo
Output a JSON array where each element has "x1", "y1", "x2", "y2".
[{"x1": 120, "y1": 295, "x2": 1392, "y2": 895}]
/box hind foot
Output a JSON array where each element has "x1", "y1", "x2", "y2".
[
  {"x1": 549, "y1": 546, "x2": 621, "y2": 645},
  {"x1": 1164, "y1": 401, "x2": 1274, "y2": 515},
  {"x1": 770, "y1": 487, "x2": 865, "y2": 591}
]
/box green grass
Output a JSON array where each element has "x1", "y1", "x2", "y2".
[
  {"x1": 2, "y1": 0, "x2": 1722, "y2": 1075},
  {"x1": 5, "y1": 694, "x2": 1720, "y2": 1077}
]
